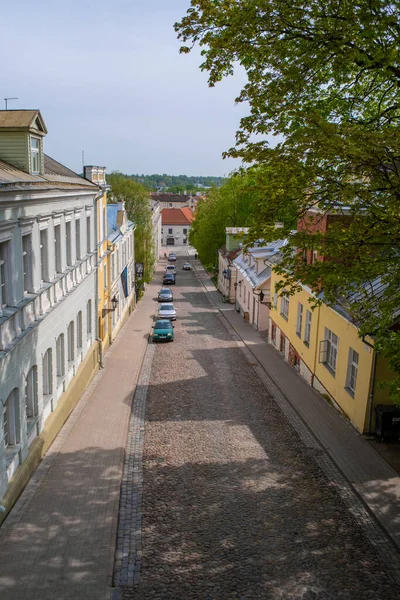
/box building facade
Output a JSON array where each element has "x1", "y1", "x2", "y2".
[
  {"x1": 0, "y1": 110, "x2": 100, "y2": 515},
  {"x1": 150, "y1": 198, "x2": 162, "y2": 258},
  {"x1": 107, "y1": 203, "x2": 136, "y2": 342},
  {"x1": 161, "y1": 208, "x2": 193, "y2": 246}
]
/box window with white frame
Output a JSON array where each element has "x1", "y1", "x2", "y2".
[
  {"x1": 22, "y1": 233, "x2": 33, "y2": 294},
  {"x1": 104, "y1": 264, "x2": 107, "y2": 290},
  {"x1": 54, "y1": 225, "x2": 62, "y2": 273},
  {"x1": 25, "y1": 365, "x2": 38, "y2": 418},
  {"x1": 296, "y1": 303, "x2": 303, "y2": 337},
  {"x1": 0, "y1": 240, "x2": 10, "y2": 307},
  {"x1": 103, "y1": 207, "x2": 107, "y2": 240},
  {"x1": 30, "y1": 137, "x2": 40, "y2": 174},
  {"x1": 66, "y1": 221, "x2": 72, "y2": 266},
  {"x1": 183, "y1": 228, "x2": 187, "y2": 234},
  {"x1": 280, "y1": 294, "x2": 289, "y2": 320},
  {"x1": 87, "y1": 300, "x2": 92, "y2": 335},
  {"x1": 3, "y1": 389, "x2": 20, "y2": 447},
  {"x1": 319, "y1": 328, "x2": 339, "y2": 374},
  {"x1": 42, "y1": 348, "x2": 53, "y2": 398},
  {"x1": 304, "y1": 310, "x2": 312, "y2": 345},
  {"x1": 86, "y1": 216, "x2": 91, "y2": 254},
  {"x1": 67, "y1": 321, "x2": 74, "y2": 362},
  {"x1": 77, "y1": 311, "x2": 83, "y2": 349},
  {"x1": 346, "y1": 348, "x2": 359, "y2": 394},
  {"x1": 40, "y1": 229, "x2": 49, "y2": 283},
  {"x1": 112, "y1": 252, "x2": 116, "y2": 281},
  {"x1": 168, "y1": 228, "x2": 173, "y2": 234},
  {"x1": 56, "y1": 334, "x2": 65, "y2": 378},
  {"x1": 273, "y1": 285, "x2": 278, "y2": 309},
  {"x1": 75, "y1": 219, "x2": 81, "y2": 260}
]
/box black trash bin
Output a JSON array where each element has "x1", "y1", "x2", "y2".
[{"x1": 375, "y1": 405, "x2": 400, "y2": 441}]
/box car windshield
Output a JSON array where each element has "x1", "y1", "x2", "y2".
[
  {"x1": 159, "y1": 304, "x2": 173, "y2": 311},
  {"x1": 164, "y1": 274, "x2": 173, "y2": 279},
  {"x1": 160, "y1": 288, "x2": 170, "y2": 294},
  {"x1": 154, "y1": 322, "x2": 171, "y2": 330}
]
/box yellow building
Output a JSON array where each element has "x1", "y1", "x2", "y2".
[
  {"x1": 84, "y1": 166, "x2": 111, "y2": 354},
  {"x1": 268, "y1": 270, "x2": 393, "y2": 433}
]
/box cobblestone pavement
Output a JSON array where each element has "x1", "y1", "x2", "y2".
[{"x1": 119, "y1": 254, "x2": 400, "y2": 600}]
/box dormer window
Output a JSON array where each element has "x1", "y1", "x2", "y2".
[{"x1": 31, "y1": 137, "x2": 40, "y2": 174}]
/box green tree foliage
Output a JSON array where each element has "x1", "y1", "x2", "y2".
[
  {"x1": 176, "y1": 0, "x2": 400, "y2": 390},
  {"x1": 107, "y1": 173, "x2": 156, "y2": 283},
  {"x1": 126, "y1": 173, "x2": 225, "y2": 191}
]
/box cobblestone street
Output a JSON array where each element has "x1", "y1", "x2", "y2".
[{"x1": 119, "y1": 255, "x2": 400, "y2": 600}]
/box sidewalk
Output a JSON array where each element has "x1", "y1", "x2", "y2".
[
  {"x1": 194, "y1": 260, "x2": 400, "y2": 556},
  {"x1": 0, "y1": 276, "x2": 159, "y2": 600}
]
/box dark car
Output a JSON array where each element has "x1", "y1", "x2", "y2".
[
  {"x1": 151, "y1": 319, "x2": 174, "y2": 342},
  {"x1": 158, "y1": 287, "x2": 173, "y2": 302},
  {"x1": 163, "y1": 273, "x2": 176, "y2": 285}
]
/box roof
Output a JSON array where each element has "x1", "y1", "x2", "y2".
[
  {"x1": 151, "y1": 193, "x2": 192, "y2": 203},
  {"x1": 161, "y1": 208, "x2": 193, "y2": 225},
  {"x1": 232, "y1": 239, "x2": 289, "y2": 288},
  {"x1": 107, "y1": 204, "x2": 135, "y2": 243},
  {"x1": 233, "y1": 254, "x2": 272, "y2": 288},
  {"x1": 226, "y1": 227, "x2": 250, "y2": 235},
  {"x1": 0, "y1": 110, "x2": 47, "y2": 134},
  {"x1": 0, "y1": 154, "x2": 97, "y2": 192}
]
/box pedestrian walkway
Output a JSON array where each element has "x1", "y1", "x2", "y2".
[
  {"x1": 193, "y1": 260, "x2": 400, "y2": 556},
  {"x1": 0, "y1": 276, "x2": 160, "y2": 600}
]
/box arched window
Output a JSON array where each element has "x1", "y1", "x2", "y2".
[
  {"x1": 67, "y1": 321, "x2": 74, "y2": 362},
  {"x1": 3, "y1": 389, "x2": 20, "y2": 447},
  {"x1": 87, "y1": 300, "x2": 92, "y2": 335},
  {"x1": 56, "y1": 334, "x2": 65, "y2": 378},
  {"x1": 77, "y1": 311, "x2": 83, "y2": 349},
  {"x1": 25, "y1": 366, "x2": 38, "y2": 418},
  {"x1": 43, "y1": 348, "x2": 53, "y2": 397}
]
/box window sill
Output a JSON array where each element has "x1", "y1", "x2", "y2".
[
  {"x1": 5, "y1": 443, "x2": 22, "y2": 467},
  {"x1": 296, "y1": 331, "x2": 301, "y2": 338},
  {"x1": 322, "y1": 363, "x2": 336, "y2": 378},
  {"x1": 345, "y1": 386, "x2": 355, "y2": 398},
  {"x1": 280, "y1": 313, "x2": 288, "y2": 321},
  {"x1": 303, "y1": 340, "x2": 310, "y2": 348}
]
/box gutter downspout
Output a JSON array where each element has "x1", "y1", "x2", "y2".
[
  {"x1": 312, "y1": 303, "x2": 322, "y2": 388},
  {"x1": 363, "y1": 336, "x2": 377, "y2": 434},
  {"x1": 97, "y1": 337, "x2": 104, "y2": 369}
]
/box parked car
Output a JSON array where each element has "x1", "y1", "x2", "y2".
[
  {"x1": 158, "y1": 287, "x2": 173, "y2": 302},
  {"x1": 165, "y1": 265, "x2": 176, "y2": 274},
  {"x1": 183, "y1": 262, "x2": 191, "y2": 270},
  {"x1": 151, "y1": 319, "x2": 174, "y2": 342},
  {"x1": 156, "y1": 303, "x2": 176, "y2": 320},
  {"x1": 168, "y1": 253, "x2": 177, "y2": 262},
  {"x1": 163, "y1": 273, "x2": 176, "y2": 285}
]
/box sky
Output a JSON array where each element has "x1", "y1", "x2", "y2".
[{"x1": 1, "y1": 1, "x2": 248, "y2": 176}]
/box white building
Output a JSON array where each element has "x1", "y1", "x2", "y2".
[
  {"x1": 161, "y1": 208, "x2": 193, "y2": 246},
  {"x1": 107, "y1": 203, "x2": 136, "y2": 342},
  {"x1": 150, "y1": 198, "x2": 162, "y2": 258},
  {"x1": 0, "y1": 110, "x2": 100, "y2": 512}
]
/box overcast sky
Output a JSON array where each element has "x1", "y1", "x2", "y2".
[{"x1": 1, "y1": 0, "x2": 248, "y2": 176}]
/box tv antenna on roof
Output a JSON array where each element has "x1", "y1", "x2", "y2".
[{"x1": 4, "y1": 97, "x2": 18, "y2": 110}]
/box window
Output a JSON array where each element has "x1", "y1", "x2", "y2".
[
  {"x1": 296, "y1": 303, "x2": 303, "y2": 337},
  {"x1": 56, "y1": 334, "x2": 65, "y2": 378},
  {"x1": 3, "y1": 389, "x2": 20, "y2": 447},
  {"x1": 0, "y1": 240, "x2": 10, "y2": 307},
  {"x1": 31, "y1": 137, "x2": 40, "y2": 174},
  {"x1": 54, "y1": 225, "x2": 62, "y2": 273},
  {"x1": 67, "y1": 321, "x2": 74, "y2": 362},
  {"x1": 346, "y1": 348, "x2": 359, "y2": 395},
  {"x1": 86, "y1": 215, "x2": 91, "y2": 253},
  {"x1": 280, "y1": 295, "x2": 289, "y2": 320},
  {"x1": 75, "y1": 219, "x2": 81, "y2": 260},
  {"x1": 25, "y1": 366, "x2": 38, "y2": 418},
  {"x1": 169, "y1": 203, "x2": 172, "y2": 207},
  {"x1": 304, "y1": 310, "x2": 312, "y2": 345},
  {"x1": 319, "y1": 328, "x2": 339, "y2": 374},
  {"x1": 103, "y1": 207, "x2": 107, "y2": 240},
  {"x1": 77, "y1": 311, "x2": 83, "y2": 349},
  {"x1": 273, "y1": 285, "x2": 278, "y2": 309},
  {"x1": 168, "y1": 228, "x2": 173, "y2": 234},
  {"x1": 22, "y1": 234, "x2": 33, "y2": 293},
  {"x1": 183, "y1": 228, "x2": 187, "y2": 234},
  {"x1": 66, "y1": 221, "x2": 72, "y2": 266},
  {"x1": 87, "y1": 300, "x2": 92, "y2": 335},
  {"x1": 40, "y1": 229, "x2": 49, "y2": 282},
  {"x1": 112, "y1": 252, "x2": 116, "y2": 281},
  {"x1": 43, "y1": 348, "x2": 53, "y2": 397},
  {"x1": 104, "y1": 264, "x2": 107, "y2": 289}
]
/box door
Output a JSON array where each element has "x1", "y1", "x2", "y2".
[{"x1": 166, "y1": 237, "x2": 175, "y2": 246}]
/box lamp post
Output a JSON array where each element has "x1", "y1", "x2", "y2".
[{"x1": 102, "y1": 295, "x2": 119, "y2": 318}]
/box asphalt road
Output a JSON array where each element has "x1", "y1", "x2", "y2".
[{"x1": 124, "y1": 252, "x2": 399, "y2": 600}]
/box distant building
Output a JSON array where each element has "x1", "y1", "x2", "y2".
[
  {"x1": 161, "y1": 208, "x2": 194, "y2": 246},
  {"x1": 151, "y1": 192, "x2": 197, "y2": 212},
  {"x1": 0, "y1": 110, "x2": 100, "y2": 515}
]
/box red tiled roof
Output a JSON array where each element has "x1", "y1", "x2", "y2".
[{"x1": 161, "y1": 208, "x2": 194, "y2": 225}]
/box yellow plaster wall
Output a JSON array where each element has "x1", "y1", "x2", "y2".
[
  {"x1": 314, "y1": 304, "x2": 374, "y2": 432},
  {"x1": 97, "y1": 191, "x2": 110, "y2": 349}
]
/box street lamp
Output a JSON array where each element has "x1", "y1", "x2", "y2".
[{"x1": 102, "y1": 295, "x2": 119, "y2": 317}]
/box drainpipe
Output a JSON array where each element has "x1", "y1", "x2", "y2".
[
  {"x1": 96, "y1": 337, "x2": 104, "y2": 369},
  {"x1": 363, "y1": 335, "x2": 377, "y2": 434},
  {"x1": 311, "y1": 303, "x2": 322, "y2": 388}
]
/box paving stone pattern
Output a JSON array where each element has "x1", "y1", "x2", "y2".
[{"x1": 119, "y1": 256, "x2": 400, "y2": 600}]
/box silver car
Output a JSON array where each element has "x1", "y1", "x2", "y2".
[{"x1": 156, "y1": 303, "x2": 176, "y2": 320}]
